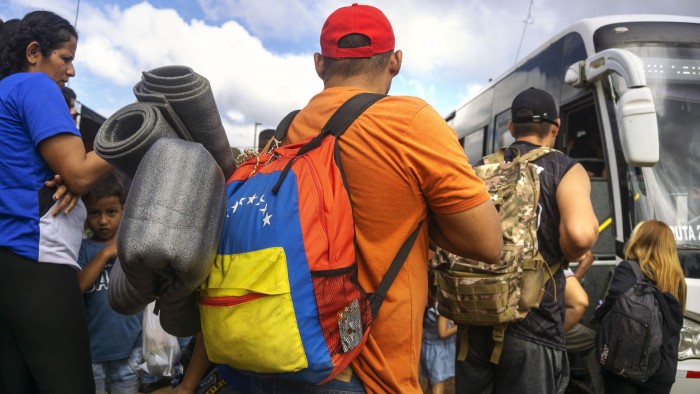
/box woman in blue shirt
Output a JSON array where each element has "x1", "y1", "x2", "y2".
[{"x1": 0, "y1": 11, "x2": 112, "y2": 392}]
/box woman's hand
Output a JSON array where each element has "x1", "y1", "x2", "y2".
[{"x1": 45, "y1": 174, "x2": 81, "y2": 215}]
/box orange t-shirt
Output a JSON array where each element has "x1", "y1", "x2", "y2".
[{"x1": 286, "y1": 87, "x2": 489, "y2": 393}]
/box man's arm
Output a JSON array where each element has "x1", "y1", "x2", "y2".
[
  {"x1": 557, "y1": 163, "x2": 599, "y2": 261},
  {"x1": 573, "y1": 250, "x2": 595, "y2": 281},
  {"x1": 172, "y1": 333, "x2": 211, "y2": 394},
  {"x1": 430, "y1": 199, "x2": 503, "y2": 265},
  {"x1": 564, "y1": 275, "x2": 589, "y2": 332}
]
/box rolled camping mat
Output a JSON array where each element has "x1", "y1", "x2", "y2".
[
  {"x1": 116, "y1": 138, "x2": 226, "y2": 322},
  {"x1": 108, "y1": 258, "x2": 154, "y2": 315},
  {"x1": 133, "y1": 65, "x2": 236, "y2": 179},
  {"x1": 94, "y1": 102, "x2": 178, "y2": 179}
]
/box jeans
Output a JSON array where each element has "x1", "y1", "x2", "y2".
[
  {"x1": 92, "y1": 347, "x2": 143, "y2": 394},
  {"x1": 456, "y1": 328, "x2": 570, "y2": 394},
  {"x1": 249, "y1": 372, "x2": 365, "y2": 394}
]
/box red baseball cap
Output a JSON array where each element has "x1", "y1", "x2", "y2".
[{"x1": 320, "y1": 3, "x2": 395, "y2": 59}]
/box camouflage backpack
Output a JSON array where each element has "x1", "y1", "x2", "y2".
[{"x1": 430, "y1": 146, "x2": 560, "y2": 364}]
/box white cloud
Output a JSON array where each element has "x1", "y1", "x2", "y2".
[
  {"x1": 68, "y1": 1, "x2": 321, "y2": 148},
  {"x1": 4, "y1": 0, "x2": 700, "y2": 149}
]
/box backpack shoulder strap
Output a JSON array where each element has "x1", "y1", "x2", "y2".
[
  {"x1": 369, "y1": 220, "x2": 423, "y2": 318},
  {"x1": 323, "y1": 93, "x2": 386, "y2": 138},
  {"x1": 273, "y1": 109, "x2": 300, "y2": 142},
  {"x1": 518, "y1": 146, "x2": 557, "y2": 163},
  {"x1": 270, "y1": 93, "x2": 385, "y2": 193},
  {"x1": 627, "y1": 260, "x2": 645, "y2": 284},
  {"x1": 482, "y1": 146, "x2": 520, "y2": 165}
]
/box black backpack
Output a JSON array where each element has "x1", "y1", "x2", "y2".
[{"x1": 595, "y1": 261, "x2": 663, "y2": 383}]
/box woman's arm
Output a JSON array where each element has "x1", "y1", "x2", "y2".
[{"x1": 39, "y1": 134, "x2": 112, "y2": 195}]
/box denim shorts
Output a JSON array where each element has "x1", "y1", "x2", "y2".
[{"x1": 92, "y1": 347, "x2": 143, "y2": 394}]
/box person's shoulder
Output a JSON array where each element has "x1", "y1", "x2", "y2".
[
  {"x1": 379, "y1": 95, "x2": 431, "y2": 113},
  {"x1": 2, "y1": 72, "x2": 57, "y2": 97},
  {"x1": 12, "y1": 72, "x2": 54, "y2": 86}
]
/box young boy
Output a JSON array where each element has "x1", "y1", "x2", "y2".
[{"x1": 77, "y1": 174, "x2": 143, "y2": 393}]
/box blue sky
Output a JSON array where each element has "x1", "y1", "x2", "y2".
[{"x1": 2, "y1": 0, "x2": 700, "y2": 149}]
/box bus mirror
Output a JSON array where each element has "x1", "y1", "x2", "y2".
[{"x1": 617, "y1": 87, "x2": 659, "y2": 167}]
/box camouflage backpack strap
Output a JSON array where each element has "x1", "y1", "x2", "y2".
[
  {"x1": 481, "y1": 146, "x2": 522, "y2": 165},
  {"x1": 516, "y1": 146, "x2": 558, "y2": 163}
]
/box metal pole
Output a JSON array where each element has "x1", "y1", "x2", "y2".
[
  {"x1": 74, "y1": 0, "x2": 81, "y2": 28},
  {"x1": 253, "y1": 122, "x2": 262, "y2": 151}
]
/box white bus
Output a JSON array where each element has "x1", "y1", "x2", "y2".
[{"x1": 445, "y1": 15, "x2": 700, "y2": 392}]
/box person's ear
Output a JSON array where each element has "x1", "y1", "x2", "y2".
[
  {"x1": 388, "y1": 50, "x2": 402, "y2": 77},
  {"x1": 314, "y1": 53, "x2": 325, "y2": 80},
  {"x1": 551, "y1": 119, "x2": 561, "y2": 138},
  {"x1": 508, "y1": 120, "x2": 516, "y2": 138},
  {"x1": 25, "y1": 41, "x2": 41, "y2": 66}
]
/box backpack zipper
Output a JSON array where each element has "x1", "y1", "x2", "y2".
[{"x1": 199, "y1": 293, "x2": 266, "y2": 307}]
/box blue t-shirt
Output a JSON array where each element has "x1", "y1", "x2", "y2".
[
  {"x1": 0, "y1": 72, "x2": 86, "y2": 267},
  {"x1": 78, "y1": 238, "x2": 142, "y2": 362}
]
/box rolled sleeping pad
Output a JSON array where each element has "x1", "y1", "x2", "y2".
[
  {"x1": 133, "y1": 65, "x2": 236, "y2": 179},
  {"x1": 93, "y1": 102, "x2": 178, "y2": 179},
  {"x1": 108, "y1": 258, "x2": 154, "y2": 315},
  {"x1": 158, "y1": 291, "x2": 201, "y2": 337},
  {"x1": 117, "y1": 138, "x2": 226, "y2": 306}
]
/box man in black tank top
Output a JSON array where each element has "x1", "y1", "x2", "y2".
[{"x1": 455, "y1": 88, "x2": 599, "y2": 394}]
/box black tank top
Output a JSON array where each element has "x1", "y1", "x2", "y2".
[{"x1": 503, "y1": 141, "x2": 577, "y2": 351}]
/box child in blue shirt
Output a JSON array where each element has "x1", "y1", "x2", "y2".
[
  {"x1": 420, "y1": 277, "x2": 457, "y2": 394},
  {"x1": 77, "y1": 174, "x2": 143, "y2": 393}
]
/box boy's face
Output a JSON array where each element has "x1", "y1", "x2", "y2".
[{"x1": 85, "y1": 195, "x2": 123, "y2": 242}]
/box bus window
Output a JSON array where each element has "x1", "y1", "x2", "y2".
[
  {"x1": 560, "y1": 102, "x2": 615, "y2": 258},
  {"x1": 463, "y1": 128, "x2": 486, "y2": 166},
  {"x1": 562, "y1": 104, "x2": 607, "y2": 178},
  {"x1": 494, "y1": 110, "x2": 514, "y2": 152}
]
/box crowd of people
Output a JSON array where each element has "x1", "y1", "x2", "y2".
[{"x1": 0, "y1": 3, "x2": 688, "y2": 394}]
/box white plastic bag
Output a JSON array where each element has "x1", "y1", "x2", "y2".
[{"x1": 140, "y1": 301, "x2": 180, "y2": 377}]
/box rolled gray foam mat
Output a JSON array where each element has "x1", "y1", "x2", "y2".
[
  {"x1": 108, "y1": 258, "x2": 154, "y2": 315},
  {"x1": 94, "y1": 102, "x2": 178, "y2": 179},
  {"x1": 133, "y1": 65, "x2": 236, "y2": 179},
  {"x1": 158, "y1": 291, "x2": 201, "y2": 337},
  {"x1": 117, "y1": 138, "x2": 226, "y2": 314}
]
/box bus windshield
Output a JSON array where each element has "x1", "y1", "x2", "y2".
[{"x1": 623, "y1": 45, "x2": 700, "y2": 248}]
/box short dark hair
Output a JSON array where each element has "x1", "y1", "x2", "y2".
[
  {"x1": 0, "y1": 11, "x2": 78, "y2": 79},
  {"x1": 511, "y1": 108, "x2": 553, "y2": 139},
  {"x1": 62, "y1": 86, "x2": 76, "y2": 108},
  {"x1": 258, "y1": 129, "x2": 275, "y2": 150},
  {"x1": 323, "y1": 34, "x2": 392, "y2": 79},
  {"x1": 83, "y1": 173, "x2": 125, "y2": 206}
]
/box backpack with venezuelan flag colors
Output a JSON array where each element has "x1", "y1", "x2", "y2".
[{"x1": 199, "y1": 93, "x2": 422, "y2": 384}]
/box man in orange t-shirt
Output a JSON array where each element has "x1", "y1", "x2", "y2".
[{"x1": 249, "y1": 4, "x2": 503, "y2": 393}]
